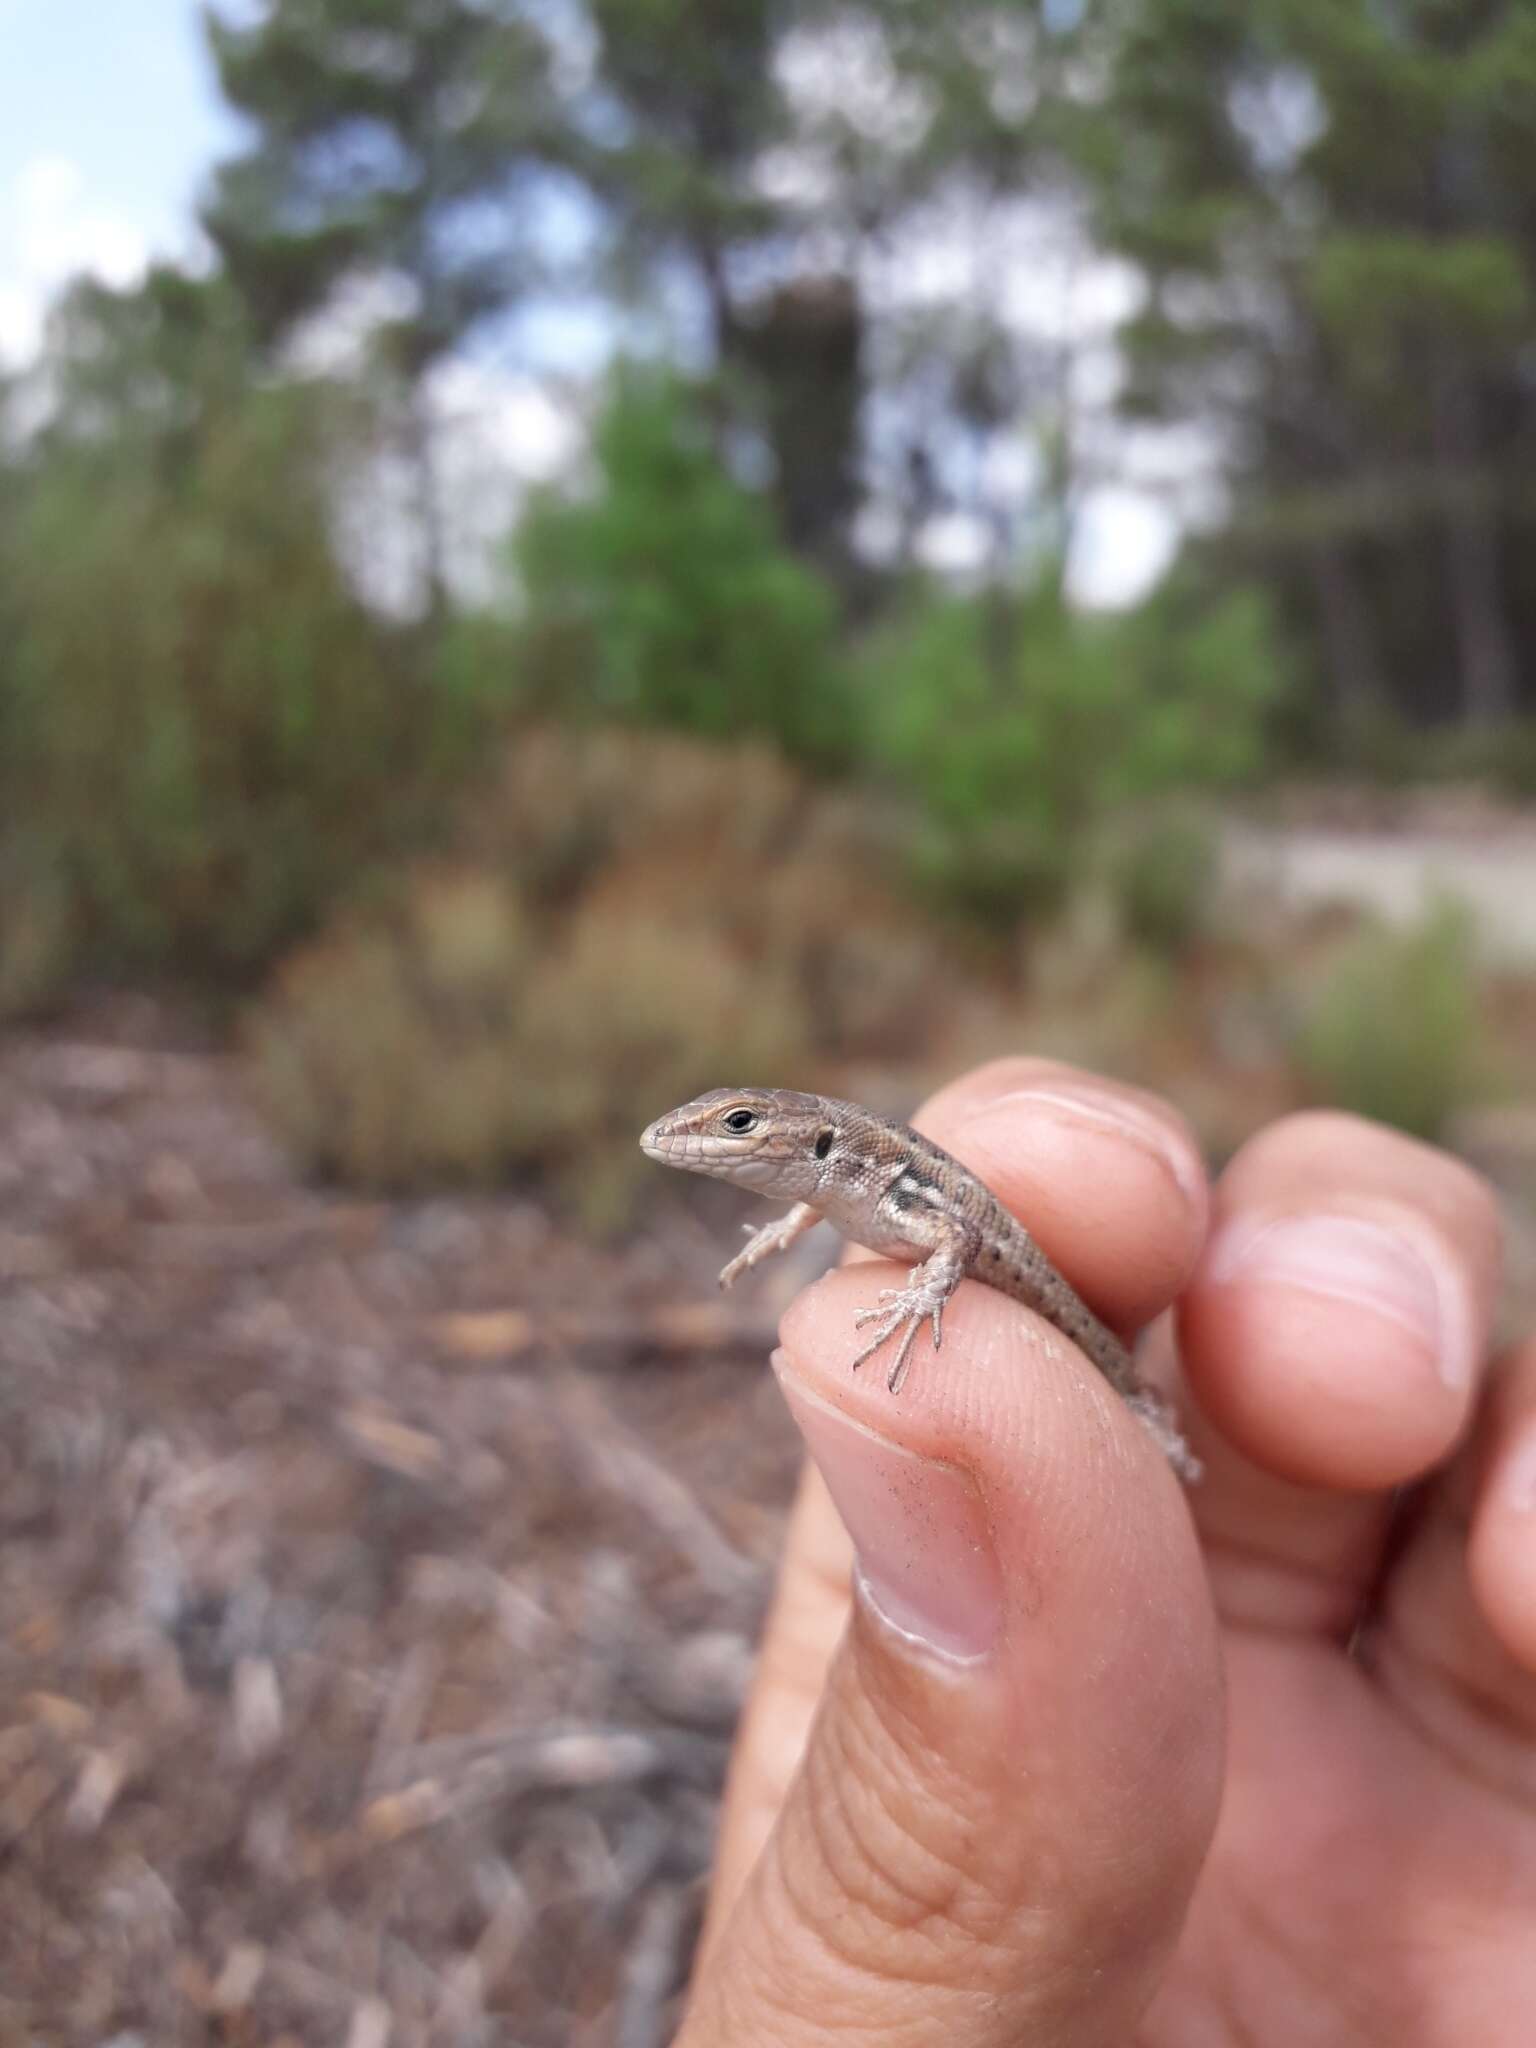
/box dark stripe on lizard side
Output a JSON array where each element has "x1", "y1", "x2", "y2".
[{"x1": 889, "y1": 1167, "x2": 952, "y2": 1213}]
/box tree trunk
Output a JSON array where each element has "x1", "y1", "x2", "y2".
[
  {"x1": 1432, "y1": 365, "x2": 1517, "y2": 729},
  {"x1": 1309, "y1": 541, "x2": 1388, "y2": 721},
  {"x1": 404, "y1": 382, "x2": 448, "y2": 629}
]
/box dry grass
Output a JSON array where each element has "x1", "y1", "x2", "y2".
[{"x1": 246, "y1": 729, "x2": 954, "y2": 1216}]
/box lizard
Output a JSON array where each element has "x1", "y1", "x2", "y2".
[{"x1": 640, "y1": 1086, "x2": 1201, "y2": 1483}]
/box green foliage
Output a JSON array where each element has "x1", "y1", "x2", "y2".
[
  {"x1": 0, "y1": 272, "x2": 473, "y2": 987},
  {"x1": 203, "y1": 0, "x2": 558, "y2": 368},
  {"x1": 1104, "y1": 813, "x2": 1218, "y2": 959},
  {"x1": 201, "y1": 0, "x2": 565, "y2": 619},
  {"x1": 1296, "y1": 902, "x2": 1482, "y2": 1140},
  {"x1": 864, "y1": 573, "x2": 1282, "y2": 924},
  {"x1": 1081, "y1": 0, "x2": 1536, "y2": 730},
  {"x1": 1325, "y1": 710, "x2": 1536, "y2": 800},
  {"x1": 1311, "y1": 233, "x2": 1532, "y2": 361},
  {"x1": 0, "y1": 838, "x2": 78, "y2": 1022},
  {"x1": 515, "y1": 371, "x2": 851, "y2": 763}
]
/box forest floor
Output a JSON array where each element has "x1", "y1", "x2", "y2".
[
  {"x1": 1, "y1": 969, "x2": 1534, "y2": 2047},
  {"x1": 0, "y1": 997, "x2": 813, "y2": 2048}
]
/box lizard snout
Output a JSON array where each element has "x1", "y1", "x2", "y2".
[{"x1": 638, "y1": 1117, "x2": 674, "y2": 1160}]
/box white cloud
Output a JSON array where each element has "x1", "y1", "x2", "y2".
[
  {"x1": 430, "y1": 355, "x2": 579, "y2": 600},
  {"x1": 1067, "y1": 486, "x2": 1178, "y2": 607},
  {"x1": 432, "y1": 356, "x2": 576, "y2": 484},
  {"x1": 0, "y1": 152, "x2": 153, "y2": 366},
  {"x1": 281, "y1": 272, "x2": 422, "y2": 379},
  {"x1": 776, "y1": 18, "x2": 934, "y2": 151},
  {"x1": 336, "y1": 355, "x2": 581, "y2": 616},
  {"x1": 917, "y1": 509, "x2": 989, "y2": 577}
]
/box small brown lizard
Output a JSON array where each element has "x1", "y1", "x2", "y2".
[{"x1": 641, "y1": 1086, "x2": 1201, "y2": 1483}]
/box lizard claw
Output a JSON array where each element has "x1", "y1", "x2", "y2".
[
  {"x1": 848, "y1": 1282, "x2": 949, "y2": 1392},
  {"x1": 855, "y1": 1283, "x2": 918, "y2": 1321}
]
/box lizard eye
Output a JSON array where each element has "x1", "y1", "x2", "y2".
[{"x1": 722, "y1": 1109, "x2": 758, "y2": 1134}]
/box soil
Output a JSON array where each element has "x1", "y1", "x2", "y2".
[{"x1": 0, "y1": 999, "x2": 803, "y2": 2047}]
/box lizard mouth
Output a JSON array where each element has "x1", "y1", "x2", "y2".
[
  {"x1": 640, "y1": 1117, "x2": 715, "y2": 1165},
  {"x1": 640, "y1": 1118, "x2": 755, "y2": 1170}
]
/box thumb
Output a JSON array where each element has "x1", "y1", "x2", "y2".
[{"x1": 677, "y1": 1269, "x2": 1223, "y2": 2048}]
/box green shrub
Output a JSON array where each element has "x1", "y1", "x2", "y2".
[
  {"x1": 0, "y1": 274, "x2": 477, "y2": 988},
  {"x1": 862, "y1": 574, "x2": 1281, "y2": 927},
  {"x1": 1315, "y1": 706, "x2": 1536, "y2": 800},
  {"x1": 515, "y1": 368, "x2": 852, "y2": 765},
  {"x1": 0, "y1": 837, "x2": 78, "y2": 1021},
  {"x1": 1296, "y1": 901, "x2": 1481, "y2": 1139},
  {"x1": 1104, "y1": 813, "x2": 1219, "y2": 958}
]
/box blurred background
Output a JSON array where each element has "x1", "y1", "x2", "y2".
[{"x1": 3, "y1": 1, "x2": 1536, "y2": 2040}]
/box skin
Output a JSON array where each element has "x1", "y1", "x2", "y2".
[{"x1": 655, "y1": 1060, "x2": 1536, "y2": 2047}]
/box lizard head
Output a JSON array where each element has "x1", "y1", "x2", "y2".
[{"x1": 640, "y1": 1087, "x2": 831, "y2": 1196}]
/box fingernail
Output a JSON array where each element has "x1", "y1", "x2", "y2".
[
  {"x1": 978, "y1": 1083, "x2": 1207, "y2": 1220},
  {"x1": 1207, "y1": 1213, "x2": 1473, "y2": 1390},
  {"x1": 773, "y1": 1357, "x2": 1001, "y2": 1662}
]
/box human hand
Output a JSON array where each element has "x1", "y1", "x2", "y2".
[{"x1": 676, "y1": 1061, "x2": 1533, "y2": 2045}]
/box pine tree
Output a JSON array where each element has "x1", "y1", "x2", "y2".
[
  {"x1": 202, "y1": 0, "x2": 561, "y2": 617},
  {"x1": 1082, "y1": 0, "x2": 1536, "y2": 727}
]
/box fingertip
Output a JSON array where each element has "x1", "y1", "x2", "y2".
[
  {"x1": 1178, "y1": 1111, "x2": 1500, "y2": 1492},
  {"x1": 903, "y1": 1059, "x2": 1212, "y2": 1331},
  {"x1": 1179, "y1": 1262, "x2": 1470, "y2": 1490}
]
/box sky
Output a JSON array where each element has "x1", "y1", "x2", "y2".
[
  {"x1": 0, "y1": 0, "x2": 1187, "y2": 604},
  {"x1": 0, "y1": 0, "x2": 240, "y2": 361},
  {"x1": 0, "y1": 0, "x2": 580, "y2": 609}
]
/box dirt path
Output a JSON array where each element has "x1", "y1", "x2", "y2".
[{"x1": 1224, "y1": 817, "x2": 1536, "y2": 964}]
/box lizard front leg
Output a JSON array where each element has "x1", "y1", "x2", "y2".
[
  {"x1": 718, "y1": 1201, "x2": 821, "y2": 1291},
  {"x1": 850, "y1": 1235, "x2": 968, "y2": 1394}
]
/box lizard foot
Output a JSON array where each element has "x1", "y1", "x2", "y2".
[
  {"x1": 719, "y1": 1220, "x2": 793, "y2": 1291},
  {"x1": 718, "y1": 1205, "x2": 820, "y2": 1291},
  {"x1": 850, "y1": 1282, "x2": 949, "y2": 1394},
  {"x1": 719, "y1": 1223, "x2": 769, "y2": 1291}
]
